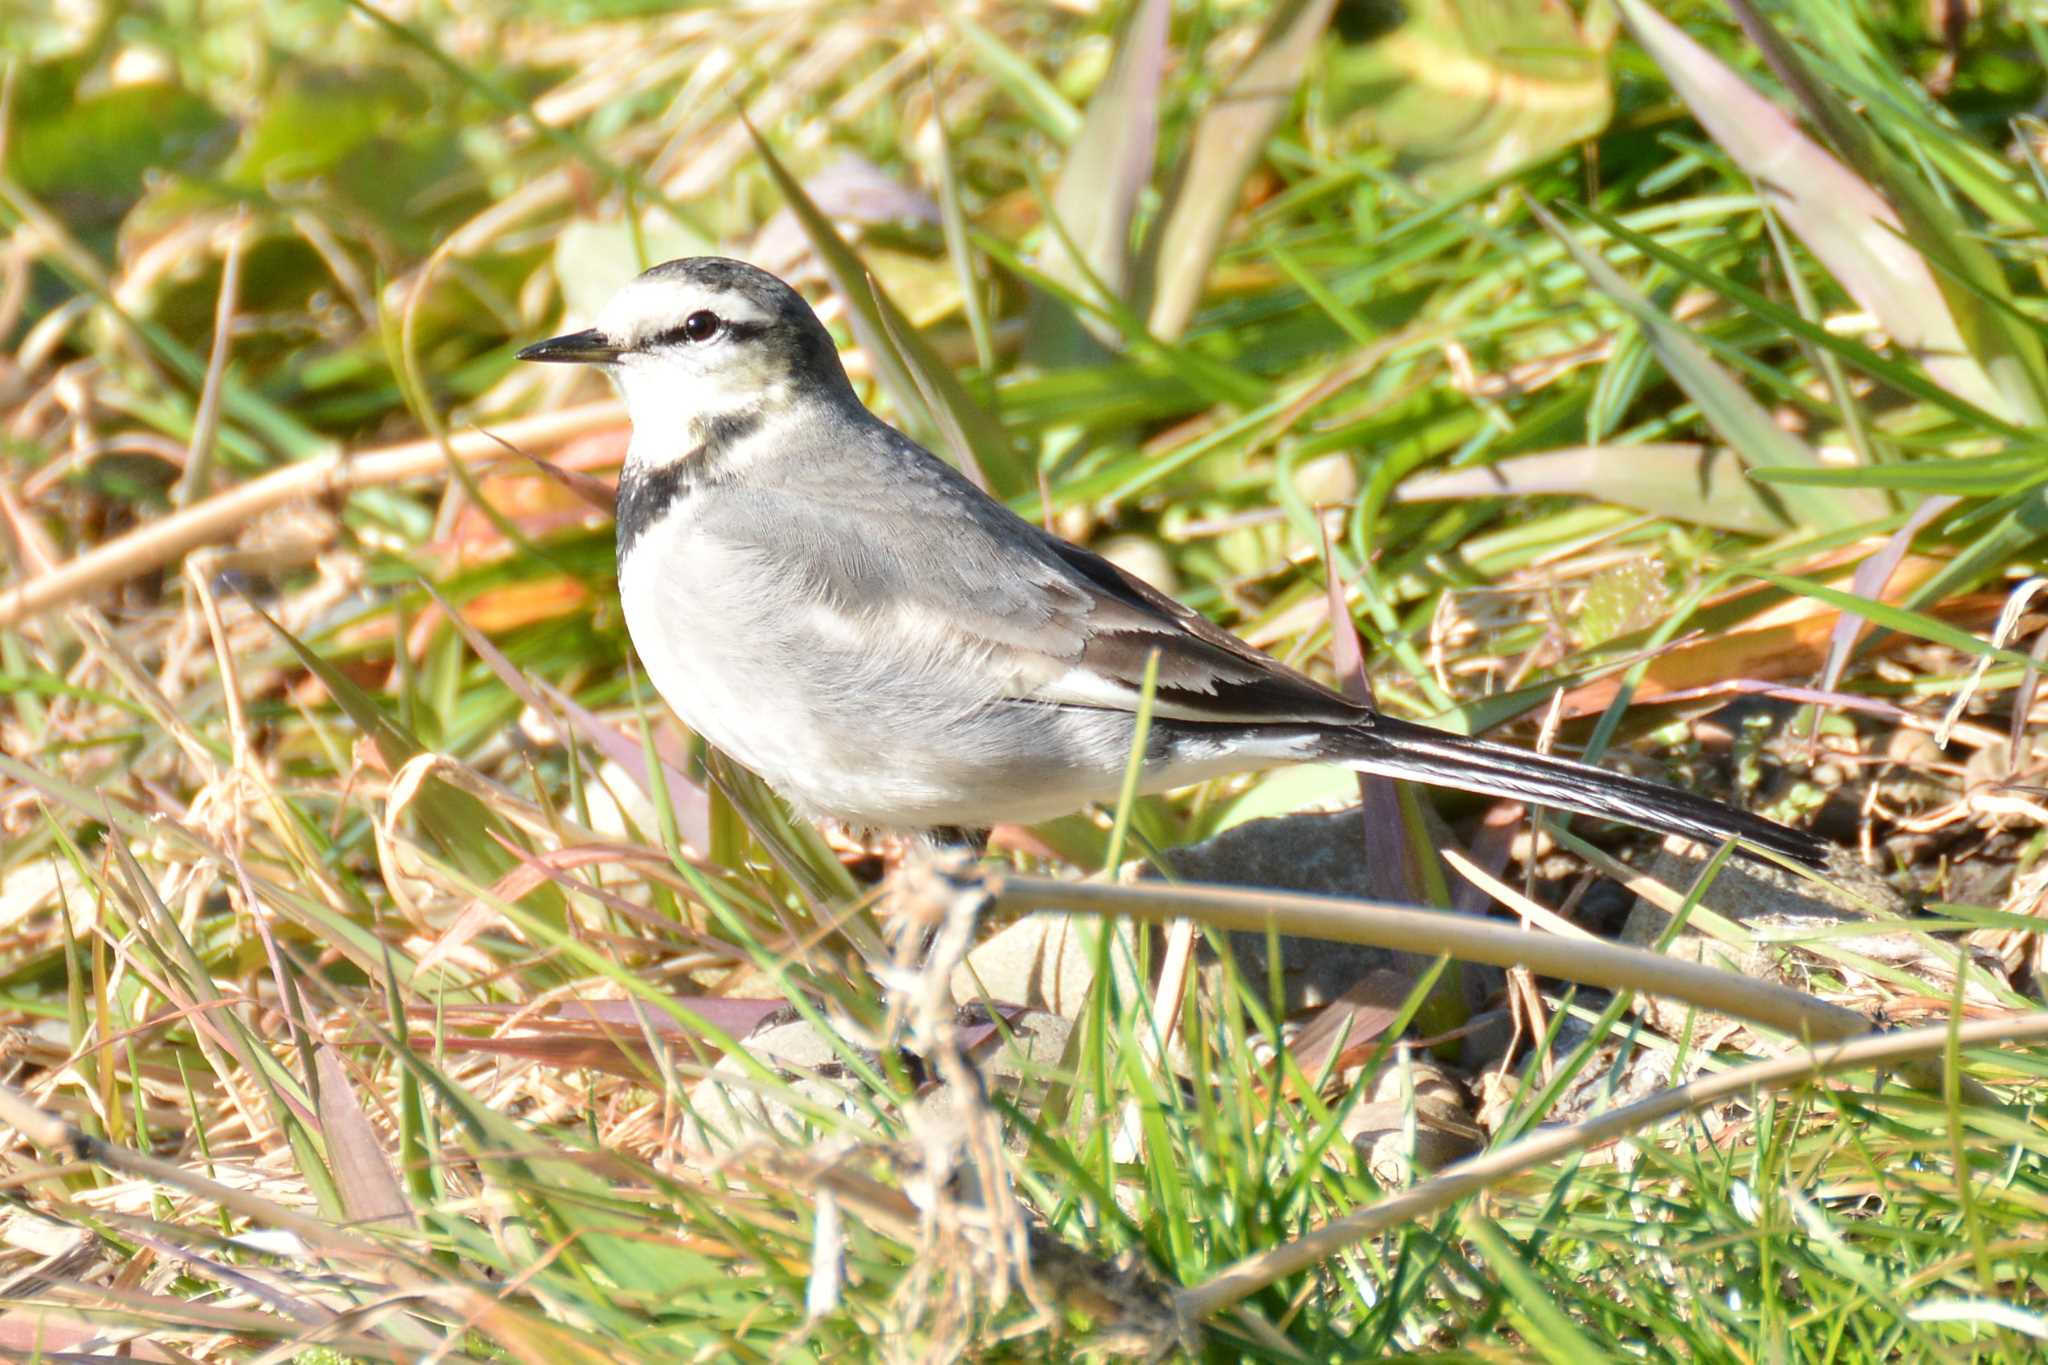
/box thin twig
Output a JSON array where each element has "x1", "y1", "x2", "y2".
[
  {"x1": 177, "y1": 211, "x2": 251, "y2": 506},
  {"x1": 991, "y1": 872, "x2": 1871, "y2": 1043}
]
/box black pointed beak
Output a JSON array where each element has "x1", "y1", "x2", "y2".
[{"x1": 516, "y1": 328, "x2": 622, "y2": 364}]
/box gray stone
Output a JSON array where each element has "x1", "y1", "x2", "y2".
[
  {"x1": 1619, "y1": 838, "x2": 1923, "y2": 1045},
  {"x1": 1157, "y1": 810, "x2": 1496, "y2": 1014}
]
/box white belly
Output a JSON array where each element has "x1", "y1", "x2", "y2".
[
  {"x1": 615, "y1": 503, "x2": 1309, "y2": 829},
  {"x1": 617, "y1": 513, "x2": 835, "y2": 796}
]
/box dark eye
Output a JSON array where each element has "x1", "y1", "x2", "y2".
[{"x1": 681, "y1": 310, "x2": 721, "y2": 343}]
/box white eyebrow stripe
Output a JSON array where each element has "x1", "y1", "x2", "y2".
[
  {"x1": 706, "y1": 297, "x2": 772, "y2": 325},
  {"x1": 601, "y1": 285, "x2": 774, "y2": 346}
]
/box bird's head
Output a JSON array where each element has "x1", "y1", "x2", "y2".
[{"x1": 517, "y1": 256, "x2": 852, "y2": 447}]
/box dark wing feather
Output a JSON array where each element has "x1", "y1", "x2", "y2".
[{"x1": 1029, "y1": 535, "x2": 1367, "y2": 725}]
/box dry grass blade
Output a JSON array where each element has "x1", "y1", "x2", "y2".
[
  {"x1": 1936, "y1": 576, "x2": 2048, "y2": 749},
  {"x1": 991, "y1": 871, "x2": 1869, "y2": 1041},
  {"x1": 176, "y1": 211, "x2": 250, "y2": 506},
  {"x1": 312, "y1": 1046, "x2": 411, "y2": 1227},
  {"x1": 1439, "y1": 846, "x2": 1594, "y2": 940},
  {"x1": 0, "y1": 1081, "x2": 382, "y2": 1260}
]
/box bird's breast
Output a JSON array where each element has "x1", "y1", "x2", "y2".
[{"x1": 616, "y1": 506, "x2": 820, "y2": 782}]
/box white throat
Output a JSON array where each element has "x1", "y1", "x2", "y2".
[{"x1": 612, "y1": 357, "x2": 788, "y2": 470}]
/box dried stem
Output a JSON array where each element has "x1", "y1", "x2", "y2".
[{"x1": 0, "y1": 401, "x2": 622, "y2": 630}]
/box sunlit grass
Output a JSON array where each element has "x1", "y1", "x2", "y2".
[{"x1": 0, "y1": 0, "x2": 2045, "y2": 1358}]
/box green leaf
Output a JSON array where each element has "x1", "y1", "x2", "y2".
[
  {"x1": 344, "y1": 0, "x2": 712, "y2": 239},
  {"x1": 1323, "y1": 0, "x2": 1613, "y2": 193},
  {"x1": 0, "y1": 182, "x2": 332, "y2": 464},
  {"x1": 10, "y1": 82, "x2": 227, "y2": 215}
]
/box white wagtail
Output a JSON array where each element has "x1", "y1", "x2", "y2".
[{"x1": 518, "y1": 257, "x2": 1828, "y2": 869}]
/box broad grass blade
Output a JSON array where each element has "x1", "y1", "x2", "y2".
[
  {"x1": 1530, "y1": 199, "x2": 1875, "y2": 533},
  {"x1": 747, "y1": 123, "x2": 1026, "y2": 495},
  {"x1": 1034, "y1": 0, "x2": 1170, "y2": 355},
  {"x1": 1141, "y1": 0, "x2": 1339, "y2": 340},
  {"x1": 313, "y1": 1045, "x2": 410, "y2": 1225},
  {"x1": 1398, "y1": 444, "x2": 1790, "y2": 535},
  {"x1": 1719, "y1": 0, "x2": 2048, "y2": 424},
  {"x1": 1617, "y1": 0, "x2": 2021, "y2": 425}
]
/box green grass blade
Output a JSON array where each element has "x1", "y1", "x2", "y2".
[
  {"x1": 1140, "y1": 0, "x2": 1338, "y2": 339},
  {"x1": 1529, "y1": 199, "x2": 1873, "y2": 532},
  {"x1": 1722, "y1": 0, "x2": 2048, "y2": 423},
  {"x1": 1617, "y1": 0, "x2": 2014, "y2": 423},
  {"x1": 747, "y1": 121, "x2": 1028, "y2": 496}
]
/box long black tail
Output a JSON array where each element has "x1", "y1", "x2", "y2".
[{"x1": 1327, "y1": 713, "x2": 1830, "y2": 869}]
